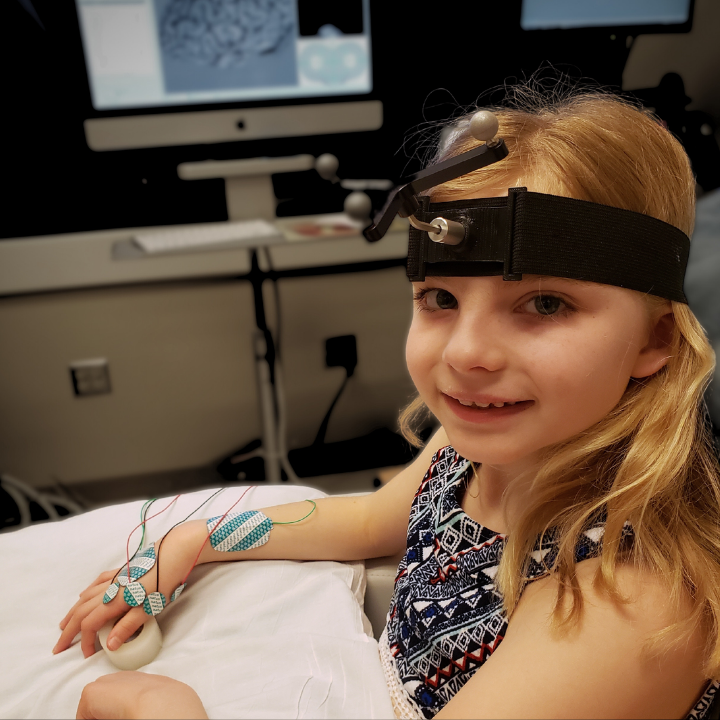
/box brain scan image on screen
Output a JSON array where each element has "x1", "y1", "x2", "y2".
[{"x1": 156, "y1": 0, "x2": 298, "y2": 92}]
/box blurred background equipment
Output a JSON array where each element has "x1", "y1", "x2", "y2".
[
  {"x1": 3, "y1": 0, "x2": 711, "y2": 239},
  {"x1": 1, "y1": 0, "x2": 719, "y2": 518}
]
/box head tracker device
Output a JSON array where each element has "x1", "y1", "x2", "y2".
[{"x1": 363, "y1": 111, "x2": 690, "y2": 304}]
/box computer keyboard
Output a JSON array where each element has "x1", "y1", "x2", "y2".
[{"x1": 133, "y1": 219, "x2": 284, "y2": 254}]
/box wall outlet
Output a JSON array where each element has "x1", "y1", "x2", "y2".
[
  {"x1": 325, "y1": 335, "x2": 357, "y2": 377},
  {"x1": 70, "y1": 358, "x2": 111, "y2": 397}
]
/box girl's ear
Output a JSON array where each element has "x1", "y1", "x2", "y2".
[{"x1": 630, "y1": 311, "x2": 675, "y2": 379}]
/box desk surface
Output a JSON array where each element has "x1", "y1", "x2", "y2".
[{"x1": 0, "y1": 215, "x2": 409, "y2": 297}]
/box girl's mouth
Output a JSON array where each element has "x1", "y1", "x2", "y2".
[{"x1": 443, "y1": 394, "x2": 535, "y2": 423}]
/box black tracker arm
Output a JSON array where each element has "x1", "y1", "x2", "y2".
[
  {"x1": 363, "y1": 140, "x2": 509, "y2": 243},
  {"x1": 362, "y1": 110, "x2": 690, "y2": 303}
]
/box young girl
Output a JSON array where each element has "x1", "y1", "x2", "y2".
[{"x1": 56, "y1": 87, "x2": 720, "y2": 720}]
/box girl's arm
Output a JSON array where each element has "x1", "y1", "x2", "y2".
[
  {"x1": 76, "y1": 672, "x2": 208, "y2": 719},
  {"x1": 194, "y1": 424, "x2": 450, "y2": 565},
  {"x1": 55, "y1": 426, "x2": 449, "y2": 658},
  {"x1": 435, "y1": 556, "x2": 708, "y2": 720}
]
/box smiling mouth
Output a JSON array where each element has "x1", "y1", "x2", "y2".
[
  {"x1": 442, "y1": 394, "x2": 535, "y2": 413},
  {"x1": 456, "y1": 399, "x2": 518, "y2": 409}
]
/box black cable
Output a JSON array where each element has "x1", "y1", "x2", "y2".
[
  {"x1": 248, "y1": 250, "x2": 277, "y2": 387},
  {"x1": 112, "y1": 488, "x2": 226, "y2": 594},
  {"x1": 313, "y1": 371, "x2": 351, "y2": 447},
  {"x1": 263, "y1": 247, "x2": 283, "y2": 361},
  {"x1": 153, "y1": 487, "x2": 227, "y2": 597},
  {"x1": 111, "y1": 499, "x2": 156, "y2": 585}
]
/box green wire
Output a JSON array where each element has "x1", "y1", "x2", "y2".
[
  {"x1": 137, "y1": 498, "x2": 156, "y2": 551},
  {"x1": 271, "y1": 499, "x2": 317, "y2": 525},
  {"x1": 111, "y1": 498, "x2": 157, "y2": 585}
]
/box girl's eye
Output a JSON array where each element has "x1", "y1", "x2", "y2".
[
  {"x1": 415, "y1": 288, "x2": 458, "y2": 311},
  {"x1": 524, "y1": 294, "x2": 570, "y2": 318}
]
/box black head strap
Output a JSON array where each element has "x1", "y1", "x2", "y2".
[{"x1": 407, "y1": 188, "x2": 690, "y2": 303}]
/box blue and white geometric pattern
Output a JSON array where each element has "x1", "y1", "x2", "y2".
[
  {"x1": 143, "y1": 591, "x2": 166, "y2": 616},
  {"x1": 385, "y1": 446, "x2": 615, "y2": 719},
  {"x1": 207, "y1": 511, "x2": 273, "y2": 552},
  {"x1": 118, "y1": 565, "x2": 148, "y2": 586},
  {"x1": 129, "y1": 544, "x2": 156, "y2": 573},
  {"x1": 123, "y1": 581, "x2": 147, "y2": 607},
  {"x1": 102, "y1": 582, "x2": 119, "y2": 604},
  {"x1": 170, "y1": 583, "x2": 186, "y2": 602},
  {"x1": 117, "y1": 544, "x2": 157, "y2": 586},
  {"x1": 688, "y1": 680, "x2": 720, "y2": 719}
]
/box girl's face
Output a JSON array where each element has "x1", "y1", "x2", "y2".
[{"x1": 406, "y1": 262, "x2": 671, "y2": 471}]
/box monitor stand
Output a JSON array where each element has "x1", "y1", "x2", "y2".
[
  {"x1": 177, "y1": 155, "x2": 316, "y2": 220},
  {"x1": 179, "y1": 155, "x2": 321, "y2": 483}
]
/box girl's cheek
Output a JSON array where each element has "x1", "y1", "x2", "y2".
[{"x1": 406, "y1": 326, "x2": 432, "y2": 388}]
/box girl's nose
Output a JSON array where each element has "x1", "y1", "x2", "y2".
[{"x1": 441, "y1": 311, "x2": 508, "y2": 374}]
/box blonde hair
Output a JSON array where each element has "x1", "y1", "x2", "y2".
[{"x1": 399, "y1": 86, "x2": 720, "y2": 677}]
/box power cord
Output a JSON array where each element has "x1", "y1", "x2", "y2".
[{"x1": 0, "y1": 473, "x2": 83, "y2": 532}]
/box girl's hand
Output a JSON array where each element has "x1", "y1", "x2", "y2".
[
  {"x1": 54, "y1": 522, "x2": 205, "y2": 658},
  {"x1": 54, "y1": 568, "x2": 144, "y2": 658},
  {"x1": 76, "y1": 672, "x2": 208, "y2": 719}
]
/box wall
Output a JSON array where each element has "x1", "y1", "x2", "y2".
[
  {"x1": 273, "y1": 267, "x2": 415, "y2": 449},
  {"x1": 623, "y1": 0, "x2": 720, "y2": 121},
  {"x1": 0, "y1": 281, "x2": 259, "y2": 486},
  {"x1": 0, "y1": 268, "x2": 416, "y2": 487}
]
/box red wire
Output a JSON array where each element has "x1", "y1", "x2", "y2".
[
  {"x1": 124, "y1": 494, "x2": 181, "y2": 583},
  {"x1": 180, "y1": 485, "x2": 254, "y2": 586}
]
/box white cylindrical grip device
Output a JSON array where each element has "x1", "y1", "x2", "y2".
[{"x1": 98, "y1": 617, "x2": 163, "y2": 671}]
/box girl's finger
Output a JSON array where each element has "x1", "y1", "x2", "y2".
[
  {"x1": 60, "y1": 587, "x2": 104, "y2": 630},
  {"x1": 104, "y1": 607, "x2": 147, "y2": 652},
  {"x1": 90, "y1": 569, "x2": 119, "y2": 587},
  {"x1": 80, "y1": 570, "x2": 121, "y2": 600},
  {"x1": 60, "y1": 597, "x2": 86, "y2": 630},
  {"x1": 55, "y1": 593, "x2": 102, "y2": 654},
  {"x1": 79, "y1": 602, "x2": 130, "y2": 659},
  {"x1": 60, "y1": 570, "x2": 120, "y2": 629},
  {"x1": 55, "y1": 588, "x2": 115, "y2": 655}
]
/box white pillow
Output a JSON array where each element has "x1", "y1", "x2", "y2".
[{"x1": 0, "y1": 485, "x2": 394, "y2": 719}]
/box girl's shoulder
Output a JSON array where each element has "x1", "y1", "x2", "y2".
[{"x1": 439, "y1": 555, "x2": 709, "y2": 718}]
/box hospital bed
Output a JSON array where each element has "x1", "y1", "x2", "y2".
[{"x1": 0, "y1": 484, "x2": 398, "y2": 719}]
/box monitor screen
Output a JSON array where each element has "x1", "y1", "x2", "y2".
[
  {"x1": 75, "y1": 0, "x2": 372, "y2": 111},
  {"x1": 521, "y1": 0, "x2": 692, "y2": 30}
]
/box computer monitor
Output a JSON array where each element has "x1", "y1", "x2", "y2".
[
  {"x1": 520, "y1": 0, "x2": 693, "y2": 32},
  {"x1": 75, "y1": 0, "x2": 382, "y2": 152}
]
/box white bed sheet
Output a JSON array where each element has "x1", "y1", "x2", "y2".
[{"x1": 0, "y1": 485, "x2": 394, "y2": 719}]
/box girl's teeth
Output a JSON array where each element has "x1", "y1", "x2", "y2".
[{"x1": 455, "y1": 398, "x2": 522, "y2": 408}]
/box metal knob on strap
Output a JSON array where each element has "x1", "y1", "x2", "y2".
[
  {"x1": 363, "y1": 110, "x2": 508, "y2": 243},
  {"x1": 408, "y1": 215, "x2": 466, "y2": 245}
]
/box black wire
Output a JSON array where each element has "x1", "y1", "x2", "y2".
[
  {"x1": 111, "y1": 498, "x2": 157, "y2": 585},
  {"x1": 110, "y1": 488, "x2": 226, "y2": 600},
  {"x1": 313, "y1": 371, "x2": 351, "y2": 446},
  {"x1": 263, "y1": 247, "x2": 283, "y2": 361},
  {"x1": 153, "y1": 487, "x2": 227, "y2": 599}
]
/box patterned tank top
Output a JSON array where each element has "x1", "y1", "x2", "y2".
[{"x1": 378, "y1": 446, "x2": 719, "y2": 719}]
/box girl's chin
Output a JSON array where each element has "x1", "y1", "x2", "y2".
[
  {"x1": 441, "y1": 437, "x2": 525, "y2": 466},
  {"x1": 438, "y1": 423, "x2": 540, "y2": 465}
]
